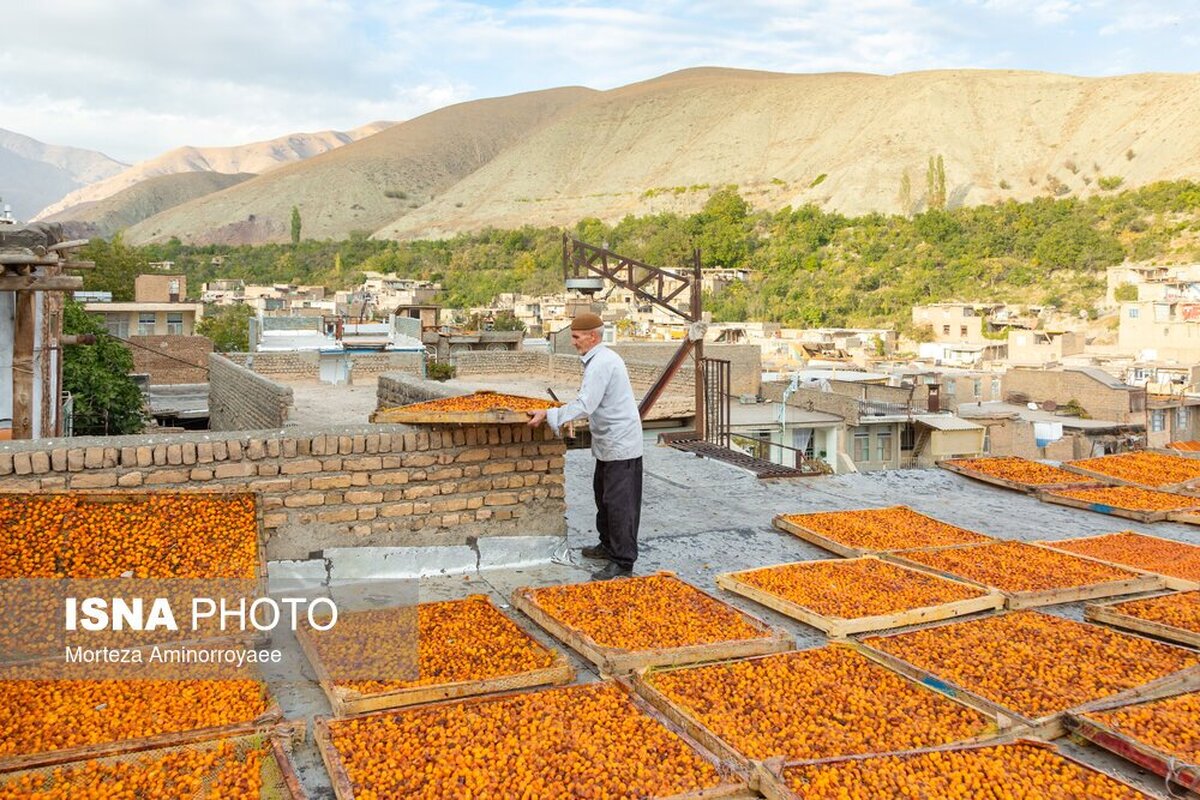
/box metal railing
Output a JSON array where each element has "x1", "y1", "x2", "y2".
[
  {"x1": 729, "y1": 434, "x2": 833, "y2": 475},
  {"x1": 858, "y1": 400, "x2": 927, "y2": 417}
]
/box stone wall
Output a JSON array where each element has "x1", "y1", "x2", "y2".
[
  {"x1": 208, "y1": 354, "x2": 293, "y2": 431},
  {"x1": 378, "y1": 372, "x2": 461, "y2": 409},
  {"x1": 127, "y1": 335, "x2": 212, "y2": 384},
  {"x1": 611, "y1": 343, "x2": 761, "y2": 396},
  {"x1": 0, "y1": 423, "x2": 567, "y2": 561},
  {"x1": 223, "y1": 351, "x2": 424, "y2": 382}
]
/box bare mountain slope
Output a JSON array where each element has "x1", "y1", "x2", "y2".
[
  {"x1": 0, "y1": 128, "x2": 127, "y2": 220},
  {"x1": 41, "y1": 171, "x2": 256, "y2": 239},
  {"x1": 375, "y1": 68, "x2": 1200, "y2": 239},
  {"x1": 38, "y1": 122, "x2": 392, "y2": 221},
  {"x1": 124, "y1": 88, "x2": 596, "y2": 245}
]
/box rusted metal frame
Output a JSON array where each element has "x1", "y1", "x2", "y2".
[{"x1": 638, "y1": 339, "x2": 695, "y2": 421}]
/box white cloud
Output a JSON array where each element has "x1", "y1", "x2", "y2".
[{"x1": 1, "y1": 0, "x2": 1196, "y2": 162}]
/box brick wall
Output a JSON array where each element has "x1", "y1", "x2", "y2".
[
  {"x1": 127, "y1": 335, "x2": 212, "y2": 384},
  {"x1": 761, "y1": 382, "x2": 859, "y2": 425},
  {"x1": 1002, "y1": 369, "x2": 1142, "y2": 423},
  {"x1": 224, "y1": 351, "x2": 319, "y2": 379},
  {"x1": 224, "y1": 351, "x2": 425, "y2": 382},
  {"x1": 378, "y1": 372, "x2": 460, "y2": 409},
  {"x1": 209, "y1": 355, "x2": 294, "y2": 431},
  {"x1": 0, "y1": 423, "x2": 567, "y2": 560}
]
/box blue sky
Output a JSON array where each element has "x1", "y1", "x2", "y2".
[{"x1": 3, "y1": 0, "x2": 1197, "y2": 163}]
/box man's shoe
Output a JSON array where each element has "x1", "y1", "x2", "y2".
[
  {"x1": 581, "y1": 545, "x2": 614, "y2": 561},
  {"x1": 592, "y1": 562, "x2": 633, "y2": 581}
]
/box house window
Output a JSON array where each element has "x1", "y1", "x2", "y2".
[
  {"x1": 1150, "y1": 409, "x2": 1166, "y2": 433},
  {"x1": 166, "y1": 312, "x2": 184, "y2": 335},
  {"x1": 137, "y1": 312, "x2": 156, "y2": 336},
  {"x1": 104, "y1": 316, "x2": 129, "y2": 338},
  {"x1": 942, "y1": 325, "x2": 951, "y2": 335},
  {"x1": 1128, "y1": 308, "x2": 1139, "y2": 319},
  {"x1": 901, "y1": 423, "x2": 916, "y2": 450},
  {"x1": 877, "y1": 431, "x2": 894, "y2": 462},
  {"x1": 1176, "y1": 406, "x2": 1191, "y2": 432},
  {"x1": 982, "y1": 426, "x2": 991, "y2": 453},
  {"x1": 960, "y1": 326, "x2": 968, "y2": 337},
  {"x1": 991, "y1": 378, "x2": 1001, "y2": 399},
  {"x1": 854, "y1": 431, "x2": 870, "y2": 462},
  {"x1": 973, "y1": 379, "x2": 982, "y2": 397},
  {"x1": 945, "y1": 381, "x2": 956, "y2": 397}
]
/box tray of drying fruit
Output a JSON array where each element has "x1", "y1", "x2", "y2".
[{"x1": 370, "y1": 390, "x2": 562, "y2": 425}]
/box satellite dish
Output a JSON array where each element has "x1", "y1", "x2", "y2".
[{"x1": 1040, "y1": 400, "x2": 1058, "y2": 412}]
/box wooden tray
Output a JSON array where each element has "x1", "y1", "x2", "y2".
[
  {"x1": 937, "y1": 458, "x2": 1102, "y2": 494},
  {"x1": 1085, "y1": 591, "x2": 1200, "y2": 649},
  {"x1": 510, "y1": 572, "x2": 794, "y2": 677},
  {"x1": 295, "y1": 596, "x2": 575, "y2": 716},
  {"x1": 851, "y1": 612, "x2": 1200, "y2": 739},
  {"x1": 883, "y1": 542, "x2": 1166, "y2": 610},
  {"x1": 1060, "y1": 460, "x2": 1200, "y2": 496},
  {"x1": 313, "y1": 681, "x2": 756, "y2": 800},
  {"x1": 0, "y1": 490, "x2": 271, "y2": 665},
  {"x1": 1037, "y1": 531, "x2": 1200, "y2": 592},
  {"x1": 1066, "y1": 696, "x2": 1200, "y2": 794},
  {"x1": 1036, "y1": 488, "x2": 1200, "y2": 522},
  {"x1": 716, "y1": 557, "x2": 1004, "y2": 637},
  {"x1": 370, "y1": 390, "x2": 557, "y2": 425},
  {"x1": 755, "y1": 738, "x2": 1155, "y2": 800},
  {"x1": 628, "y1": 646, "x2": 1011, "y2": 788},
  {"x1": 771, "y1": 509, "x2": 991, "y2": 558},
  {"x1": 0, "y1": 722, "x2": 307, "y2": 797}
]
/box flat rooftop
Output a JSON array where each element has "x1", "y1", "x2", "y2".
[{"x1": 273, "y1": 443, "x2": 1197, "y2": 797}]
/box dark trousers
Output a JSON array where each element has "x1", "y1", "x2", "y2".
[{"x1": 593, "y1": 457, "x2": 642, "y2": 568}]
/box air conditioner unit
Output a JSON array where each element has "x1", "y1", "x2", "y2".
[{"x1": 739, "y1": 394, "x2": 758, "y2": 405}]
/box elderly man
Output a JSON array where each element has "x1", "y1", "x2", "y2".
[{"x1": 528, "y1": 313, "x2": 643, "y2": 580}]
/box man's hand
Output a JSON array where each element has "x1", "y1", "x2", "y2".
[{"x1": 527, "y1": 409, "x2": 548, "y2": 428}]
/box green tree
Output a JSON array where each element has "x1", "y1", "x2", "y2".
[
  {"x1": 491, "y1": 310, "x2": 526, "y2": 332},
  {"x1": 196, "y1": 304, "x2": 254, "y2": 352},
  {"x1": 62, "y1": 300, "x2": 145, "y2": 436},
  {"x1": 291, "y1": 205, "x2": 302, "y2": 245},
  {"x1": 81, "y1": 233, "x2": 145, "y2": 300}
]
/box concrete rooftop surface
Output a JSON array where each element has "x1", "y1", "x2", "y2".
[{"x1": 272, "y1": 444, "x2": 1198, "y2": 798}]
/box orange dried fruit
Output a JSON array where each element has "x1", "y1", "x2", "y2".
[
  {"x1": 1068, "y1": 451, "x2": 1200, "y2": 488},
  {"x1": 1045, "y1": 486, "x2": 1200, "y2": 512},
  {"x1": 782, "y1": 741, "x2": 1151, "y2": 799},
  {"x1": 863, "y1": 611, "x2": 1200, "y2": 719},
  {"x1": 391, "y1": 392, "x2": 560, "y2": 414},
  {"x1": 899, "y1": 541, "x2": 1138, "y2": 592},
  {"x1": 1105, "y1": 591, "x2": 1200, "y2": 634},
  {"x1": 526, "y1": 573, "x2": 770, "y2": 650},
  {"x1": 326, "y1": 682, "x2": 726, "y2": 799},
  {"x1": 303, "y1": 596, "x2": 557, "y2": 695},
  {"x1": 780, "y1": 506, "x2": 992, "y2": 552},
  {"x1": 1086, "y1": 690, "x2": 1200, "y2": 763},
  {"x1": 644, "y1": 647, "x2": 992, "y2": 762},
  {"x1": 945, "y1": 456, "x2": 1101, "y2": 488},
  {"x1": 0, "y1": 739, "x2": 268, "y2": 799},
  {"x1": 729, "y1": 558, "x2": 988, "y2": 619},
  {"x1": 1044, "y1": 531, "x2": 1200, "y2": 584}
]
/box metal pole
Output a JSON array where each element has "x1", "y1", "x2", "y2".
[{"x1": 692, "y1": 248, "x2": 705, "y2": 441}]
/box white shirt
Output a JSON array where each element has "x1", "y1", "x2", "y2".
[{"x1": 545, "y1": 344, "x2": 644, "y2": 461}]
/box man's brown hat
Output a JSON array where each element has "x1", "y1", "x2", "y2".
[{"x1": 570, "y1": 312, "x2": 604, "y2": 331}]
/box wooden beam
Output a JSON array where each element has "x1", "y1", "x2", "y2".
[
  {"x1": 0, "y1": 275, "x2": 83, "y2": 291},
  {"x1": 12, "y1": 291, "x2": 35, "y2": 439}
]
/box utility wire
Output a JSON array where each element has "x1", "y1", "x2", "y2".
[{"x1": 100, "y1": 332, "x2": 211, "y2": 375}]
